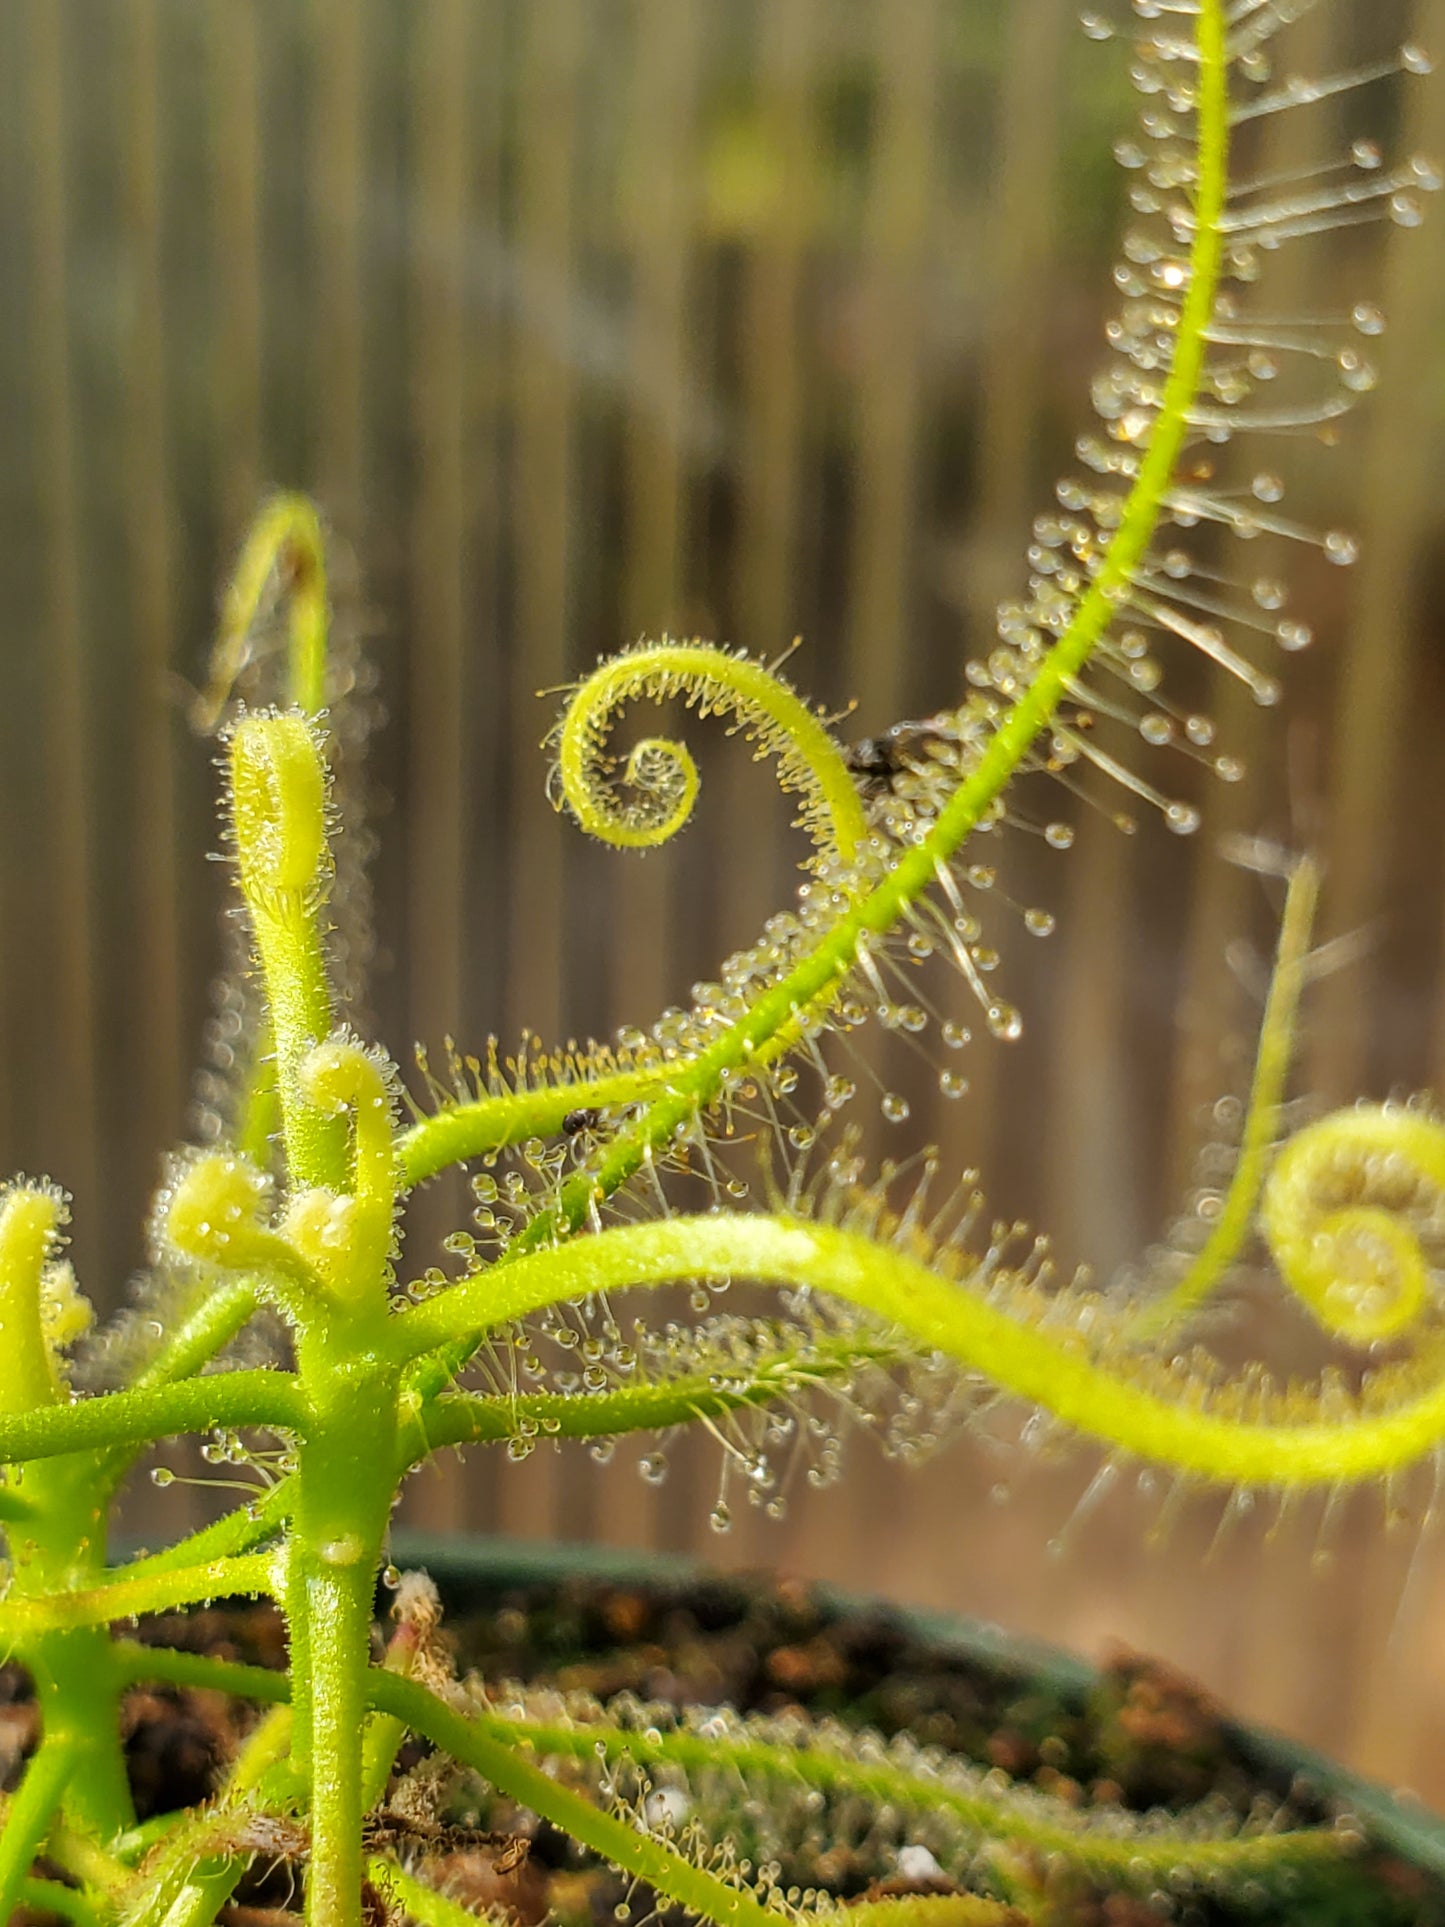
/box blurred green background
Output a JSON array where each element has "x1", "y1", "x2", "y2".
[{"x1": 0, "y1": 0, "x2": 1443, "y2": 1802}]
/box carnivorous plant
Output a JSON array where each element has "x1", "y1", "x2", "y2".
[{"x1": 0, "y1": 3, "x2": 1440, "y2": 1923}]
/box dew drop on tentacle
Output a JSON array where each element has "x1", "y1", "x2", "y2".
[{"x1": 1164, "y1": 800, "x2": 1201, "y2": 835}]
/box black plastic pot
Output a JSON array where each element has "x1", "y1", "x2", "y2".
[{"x1": 387, "y1": 1528, "x2": 1445, "y2": 1894}]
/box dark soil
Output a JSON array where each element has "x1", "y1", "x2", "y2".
[{"x1": 7, "y1": 1564, "x2": 1439, "y2": 1927}]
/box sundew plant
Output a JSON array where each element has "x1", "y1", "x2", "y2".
[{"x1": 0, "y1": 3, "x2": 1441, "y2": 1924}]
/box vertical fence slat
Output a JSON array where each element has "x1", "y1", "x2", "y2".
[
  {"x1": 209, "y1": 0, "x2": 264, "y2": 529},
  {"x1": 720, "y1": 0, "x2": 826, "y2": 987},
  {"x1": 736, "y1": 0, "x2": 819, "y2": 669},
  {"x1": 840, "y1": 1, "x2": 938, "y2": 725},
  {"x1": 312, "y1": 0, "x2": 367, "y2": 520},
  {"x1": 26, "y1": 0, "x2": 101, "y2": 1286},
  {"x1": 407, "y1": 0, "x2": 470, "y2": 1063},
  {"x1": 123, "y1": 0, "x2": 183, "y2": 1161}
]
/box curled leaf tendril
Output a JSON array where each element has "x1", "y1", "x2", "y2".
[{"x1": 552, "y1": 639, "x2": 870, "y2": 868}]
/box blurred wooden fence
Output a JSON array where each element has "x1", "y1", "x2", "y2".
[{"x1": 1, "y1": 0, "x2": 1444, "y2": 1800}]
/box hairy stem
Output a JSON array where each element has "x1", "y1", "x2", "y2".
[
  {"x1": 468, "y1": 1705, "x2": 1345, "y2": 1892},
  {"x1": 229, "y1": 716, "x2": 347, "y2": 1190},
  {"x1": 1128, "y1": 856, "x2": 1319, "y2": 1341},
  {"x1": 0, "y1": 1735, "x2": 79, "y2": 1922},
  {"x1": 0, "y1": 1369, "x2": 303, "y2": 1467},
  {"x1": 194, "y1": 492, "x2": 330, "y2": 730},
  {"x1": 408, "y1": 1331, "x2": 909, "y2": 1459},
  {"x1": 107, "y1": 1476, "x2": 291, "y2": 1588},
  {"x1": 399, "y1": 1208, "x2": 1445, "y2": 1487},
  {"x1": 369, "y1": 1671, "x2": 785, "y2": 1927},
  {"x1": 282, "y1": 1356, "x2": 398, "y2": 1927},
  {"x1": 21, "y1": 1875, "x2": 99, "y2": 1925},
  {"x1": 0, "y1": 1551, "x2": 277, "y2": 1639}
]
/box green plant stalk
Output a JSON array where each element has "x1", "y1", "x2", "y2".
[
  {"x1": 369, "y1": 1670, "x2": 786, "y2": 1927},
  {"x1": 409, "y1": 1331, "x2": 911, "y2": 1457},
  {"x1": 463, "y1": 1706, "x2": 1346, "y2": 1892},
  {"x1": 107, "y1": 1476, "x2": 292, "y2": 1587},
  {"x1": 246, "y1": 890, "x2": 344, "y2": 1189},
  {"x1": 397, "y1": 1207, "x2": 1445, "y2": 1487},
  {"x1": 0, "y1": 1369, "x2": 303, "y2": 1465},
  {"x1": 126, "y1": 1279, "x2": 262, "y2": 1395},
  {"x1": 217, "y1": 712, "x2": 417, "y2": 1926},
  {"x1": 229, "y1": 716, "x2": 348, "y2": 1191},
  {"x1": 0, "y1": 1550, "x2": 277, "y2": 1640},
  {"x1": 221, "y1": 711, "x2": 407, "y2": 1924},
  {"x1": 90, "y1": 1333, "x2": 895, "y2": 1613},
  {"x1": 114, "y1": 1640, "x2": 291, "y2": 1704},
  {"x1": 0, "y1": 1733, "x2": 80, "y2": 1921},
  {"x1": 1128, "y1": 856, "x2": 1320, "y2": 1341},
  {"x1": 196, "y1": 494, "x2": 333, "y2": 1173},
  {"x1": 397, "y1": 1060, "x2": 697, "y2": 1182},
  {"x1": 283, "y1": 1402, "x2": 397, "y2": 1921},
  {"x1": 0, "y1": 1191, "x2": 134, "y2": 1861},
  {"x1": 368, "y1": 1855, "x2": 495, "y2": 1927},
  {"x1": 21, "y1": 1875, "x2": 98, "y2": 1925},
  {"x1": 194, "y1": 492, "x2": 330, "y2": 730}
]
